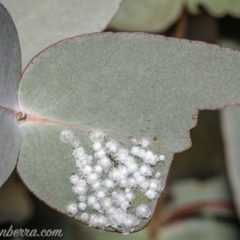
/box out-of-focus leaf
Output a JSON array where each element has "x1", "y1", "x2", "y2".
[
  {"x1": 170, "y1": 111, "x2": 225, "y2": 181},
  {"x1": 162, "y1": 176, "x2": 234, "y2": 223},
  {"x1": 218, "y1": 39, "x2": 240, "y2": 219},
  {"x1": 159, "y1": 218, "x2": 240, "y2": 240},
  {"x1": 221, "y1": 107, "x2": 240, "y2": 217},
  {"x1": 17, "y1": 33, "x2": 240, "y2": 232},
  {"x1": 185, "y1": 0, "x2": 240, "y2": 17},
  {"x1": 108, "y1": 0, "x2": 184, "y2": 32},
  {"x1": 0, "y1": 3, "x2": 21, "y2": 187},
  {"x1": 0, "y1": 172, "x2": 34, "y2": 224},
  {"x1": 1, "y1": 0, "x2": 122, "y2": 68}
]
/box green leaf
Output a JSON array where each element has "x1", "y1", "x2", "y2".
[
  {"x1": 221, "y1": 107, "x2": 240, "y2": 216},
  {"x1": 160, "y1": 219, "x2": 240, "y2": 240},
  {"x1": 218, "y1": 38, "x2": 240, "y2": 219},
  {"x1": 17, "y1": 33, "x2": 240, "y2": 232},
  {"x1": 185, "y1": 0, "x2": 240, "y2": 17},
  {"x1": 108, "y1": 0, "x2": 184, "y2": 32},
  {"x1": 0, "y1": 3, "x2": 21, "y2": 187},
  {"x1": 1, "y1": 0, "x2": 122, "y2": 68}
]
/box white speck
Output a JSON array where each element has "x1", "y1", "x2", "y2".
[
  {"x1": 87, "y1": 195, "x2": 97, "y2": 206},
  {"x1": 78, "y1": 195, "x2": 86, "y2": 202},
  {"x1": 72, "y1": 184, "x2": 87, "y2": 195},
  {"x1": 159, "y1": 154, "x2": 166, "y2": 161},
  {"x1": 136, "y1": 204, "x2": 151, "y2": 218},
  {"x1": 71, "y1": 138, "x2": 80, "y2": 148},
  {"x1": 89, "y1": 130, "x2": 105, "y2": 142},
  {"x1": 69, "y1": 174, "x2": 79, "y2": 185},
  {"x1": 125, "y1": 192, "x2": 134, "y2": 202},
  {"x1": 78, "y1": 202, "x2": 87, "y2": 211},
  {"x1": 131, "y1": 146, "x2": 140, "y2": 156},
  {"x1": 139, "y1": 165, "x2": 152, "y2": 176},
  {"x1": 92, "y1": 142, "x2": 102, "y2": 151},
  {"x1": 93, "y1": 165, "x2": 103, "y2": 175},
  {"x1": 145, "y1": 189, "x2": 157, "y2": 199},
  {"x1": 96, "y1": 190, "x2": 106, "y2": 199},
  {"x1": 60, "y1": 130, "x2": 73, "y2": 143},
  {"x1": 104, "y1": 179, "x2": 115, "y2": 189},
  {"x1": 72, "y1": 147, "x2": 85, "y2": 159},
  {"x1": 92, "y1": 182, "x2": 101, "y2": 190},
  {"x1": 82, "y1": 165, "x2": 93, "y2": 176},
  {"x1": 139, "y1": 138, "x2": 150, "y2": 148},
  {"x1": 98, "y1": 157, "x2": 112, "y2": 170},
  {"x1": 106, "y1": 141, "x2": 118, "y2": 153},
  {"x1": 89, "y1": 214, "x2": 99, "y2": 227},
  {"x1": 80, "y1": 212, "x2": 89, "y2": 222},
  {"x1": 155, "y1": 172, "x2": 161, "y2": 178},
  {"x1": 66, "y1": 203, "x2": 78, "y2": 215},
  {"x1": 87, "y1": 173, "x2": 98, "y2": 184}
]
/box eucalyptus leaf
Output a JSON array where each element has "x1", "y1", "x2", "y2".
[
  {"x1": 17, "y1": 33, "x2": 240, "y2": 232},
  {"x1": 0, "y1": 3, "x2": 21, "y2": 187},
  {"x1": 185, "y1": 0, "x2": 240, "y2": 17},
  {"x1": 1, "y1": 0, "x2": 122, "y2": 68},
  {"x1": 108, "y1": 0, "x2": 184, "y2": 32}
]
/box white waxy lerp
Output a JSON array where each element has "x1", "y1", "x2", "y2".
[
  {"x1": 92, "y1": 142, "x2": 102, "y2": 151},
  {"x1": 146, "y1": 189, "x2": 157, "y2": 199},
  {"x1": 78, "y1": 195, "x2": 87, "y2": 202},
  {"x1": 60, "y1": 130, "x2": 73, "y2": 143},
  {"x1": 80, "y1": 212, "x2": 89, "y2": 222},
  {"x1": 104, "y1": 179, "x2": 115, "y2": 189},
  {"x1": 78, "y1": 202, "x2": 87, "y2": 211},
  {"x1": 98, "y1": 157, "x2": 112, "y2": 170},
  {"x1": 131, "y1": 146, "x2": 140, "y2": 156},
  {"x1": 139, "y1": 165, "x2": 152, "y2": 176},
  {"x1": 92, "y1": 181, "x2": 101, "y2": 190},
  {"x1": 94, "y1": 149, "x2": 106, "y2": 159},
  {"x1": 87, "y1": 195, "x2": 97, "y2": 206},
  {"x1": 89, "y1": 214, "x2": 99, "y2": 227},
  {"x1": 72, "y1": 147, "x2": 85, "y2": 159},
  {"x1": 159, "y1": 154, "x2": 166, "y2": 161},
  {"x1": 96, "y1": 190, "x2": 106, "y2": 199},
  {"x1": 94, "y1": 165, "x2": 103, "y2": 175},
  {"x1": 71, "y1": 138, "x2": 80, "y2": 148},
  {"x1": 106, "y1": 141, "x2": 118, "y2": 153},
  {"x1": 87, "y1": 173, "x2": 98, "y2": 184},
  {"x1": 82, "y1": 165, "x2": 93, "y2": 176},
  {"x1": 139, "y1": 138, "x2": 150, "y2": 148},
  {"x1": 72, "y1": 184, "x2": 87, "y2": 195},
  {"x1": 69, "y1": 174, "x2": 79, "y2": 185},
  {"x1": 136, "y1": 204, "x2": 151, "y2": 218},
  {"x1": 66, "y1": 203, "x2": 78, "y2": 215}
]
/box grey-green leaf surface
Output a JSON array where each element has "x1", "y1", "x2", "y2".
[
  {"x1": 108, "y1": 0, "x2": 183, "y2": 32},
  {"x1": 17, "y1": 33, "x2": 240, "y2": 232},
  {"x1": 185, "y1": 0, "x2": 240, "y2": 17},
  {"x1": 0, "y1": 3, "x2": 21, "y2": 187},
  {"x1": 1, "y1": 0, "x2": 122, "y2": 68}
]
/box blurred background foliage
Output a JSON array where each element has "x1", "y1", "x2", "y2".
[{"x1": 1, "y1": 0, "x2": 240, "y2": 239}]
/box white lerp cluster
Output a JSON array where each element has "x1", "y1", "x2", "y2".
[{"x1": 61, "y1": 130, "x2": 165, "y2": 234}]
